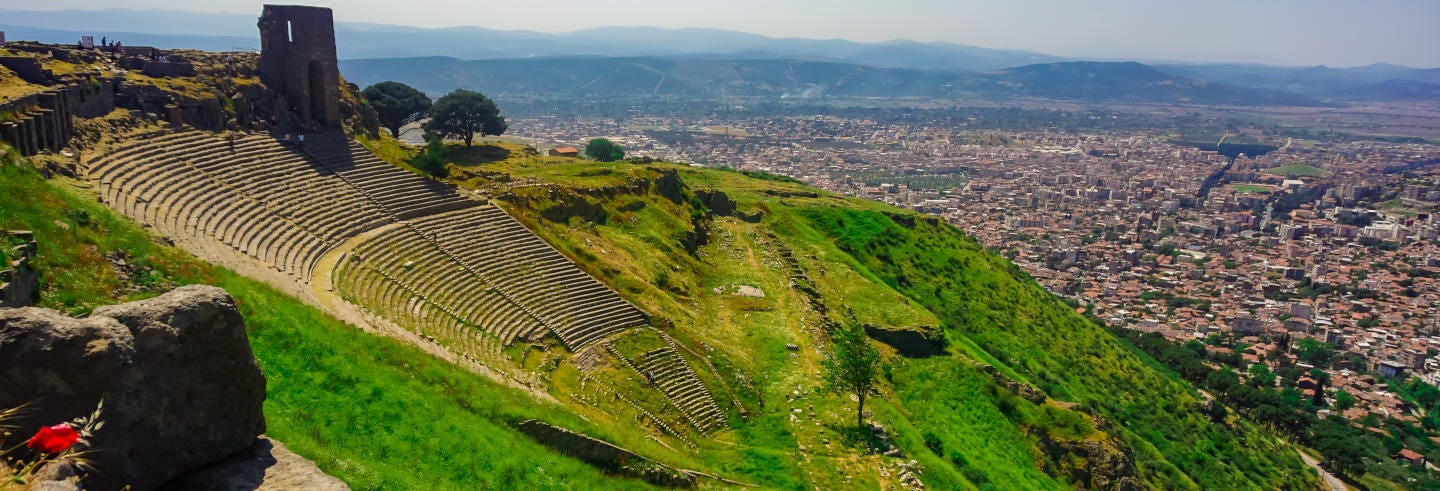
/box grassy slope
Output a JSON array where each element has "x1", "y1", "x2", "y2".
[
  {"x1": 5, "y1": 124, "x2": 1321, "y2": 489},
  {"x1": 793, "y1": 206, "x2": 1317, "y2": 489},
  {"x1": 0, "y1": 147, "x2": 655, "y2": 490},
  {"x1": 444, "y1": 140, "x2": 1322, "y2": 490}
]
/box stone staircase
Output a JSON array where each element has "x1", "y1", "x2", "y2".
[{"x1": 631, "y1": 345, "x2": 727, "y2": 434}]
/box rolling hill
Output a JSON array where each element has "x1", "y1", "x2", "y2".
[
  {"x1": 1156, "y1": 63, "x2": 1440, "y2": 101},
  {"x1": 0, "y1": 8, "x2": 1060, "y2": 71},
  {"x1": 982, "y1": 61, "x2": 1324, "y2": 105},
  {"x1": 433, "y1": 140, "x2": 1325, "y2": 489},
  {"x1": 339, "y1": 56, "x2": 1324, "y2": 105}
]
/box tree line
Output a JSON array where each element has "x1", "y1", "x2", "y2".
[
  {"x1": 363, "y1": 81, "x2": 633, "y2": 168},
  {"x1": 1113, "y1": 328, "x2": 1440, "y2": 486}
]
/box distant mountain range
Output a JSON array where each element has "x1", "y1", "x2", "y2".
[
  {"x1": 1154, "y1": 63, "x2": 1440, "y2": 101},
  {"x1": 338, "y1": 57, "x2": 1324, "y2": 106},
  {"x1": 0, "y1": 9, "x2": 1059, "y2": 71},
  {"x1": 2, "y1": 8, "x2": 1437, "y2": 103}
]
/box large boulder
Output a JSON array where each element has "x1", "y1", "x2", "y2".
[
  {"x1": 0, "y1": 285, "x2": 266, "y2": 491},
  {"x1": 162, "y1": 437, "x2": 349, "y2": 491}
]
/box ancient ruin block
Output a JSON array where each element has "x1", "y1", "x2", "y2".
[
  {"x1": 1, "y1": 230, "x2": 39, "y2": 308},
  {"x1": 0, "y1": 56, "x2": 53, "y2": 84},
  {"x1": 142, "y1": 61, "x2": 197, "y2": 78},
  {"x1": 257, "y1": 5, "x2": 341, "y2": 127}
]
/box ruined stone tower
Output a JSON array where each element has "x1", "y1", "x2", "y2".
[{"x1": 257, "y1": 5, "x2": 341, "y2": 127}]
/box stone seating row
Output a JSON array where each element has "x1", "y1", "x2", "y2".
[
  {"x1": 89, "y1": 132, "x2": 337, "y2": 279},
  {"x1": 407, "y1": 206, "x2": 649, "y2": 351},
  {"x1": 340, "y1": 223, "x2": 547, "y2": 346},
  {"x1": 92, "y1": 130, "x2": 649, "y2": 357},
  {"x1": 635, "y1": 346, "x2": 727, "y2": 433}
]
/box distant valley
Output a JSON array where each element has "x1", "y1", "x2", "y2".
[{"x1": 338, "y1": 57, "x2": 1327, "y2": 106}]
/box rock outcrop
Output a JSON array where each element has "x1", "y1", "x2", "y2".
[
  {"x1": 162, "y1": 437, "x2": 349, "y2": 491},
  {"x1": 862, "y1": 323, "x2": 946, "y2": 358},
  {"x1": 0, "y1": 285, "x2": 267, "y2": 491}
]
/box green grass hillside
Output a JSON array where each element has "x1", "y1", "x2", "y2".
[
  {"x1": 0, "y1": 145, "x2": 657, "y2": 490},
  {"x1": 3, "y1": 132, "x2": 1325, "y2": 489},
  {"x1": 428, "y1": 139, "x2": 1324, "y2": 489}
]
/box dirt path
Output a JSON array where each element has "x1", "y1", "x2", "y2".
[{"x1": 1297, "y1": 451, "x2": 1348, "y2": 491}]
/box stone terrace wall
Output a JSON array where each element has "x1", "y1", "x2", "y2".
[
  {"x1": 0, "y1": 78, "x2": 119, "y2": 156},
  {"x1": 0, "y1": 230, "x2": 38, "y2": 308},
  {"x1": 516, "y1": 420, "x2": 696, "y2": 488},
  {"x1": 1, "y1": 90, "x2": 72, "y2": 156}
]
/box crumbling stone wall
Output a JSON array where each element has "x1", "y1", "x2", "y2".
[
  {"x1": 257, "y1": 4, "x2": 341, "y2": 127},
  {"x1": 516, "y1": 420, "x2": 696, "y2": 487},
  {"x1": 0, "y1": 56, "x2": 53, "y2": 83},
  {"x1": 0, "y1": 54, "x2": 121, "y2": 156},
  {"x1": 0, "y1": 90, "x2": 73, "y2": 156},
  {"x1": 1, "y1": 230, "x2": 39, "y2": 308}
]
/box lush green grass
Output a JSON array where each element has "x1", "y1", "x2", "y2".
[
  {"x1": 792, "y1": 206, "x2": 1320, "y2": 489},
  {"x1": 356, "y1": 133, "x2": 421, "y2": 172},
  {"x1": 1233, "y1": 184, "x2": 1272, "y2": 194},
  {"x1": 431, "y1": 148, "x2": 1319, "y2": 489},
  {"x1": 10, "y1": 131, "x2": 1324, "y2": 490},
  {"x1": 890, "y1": 359, "x2": 1065, "y2": 490},
  {"x1": 466, "y1": 158, "x2": 958, "y2": 487},
  {"x1": 0, "y1": 149, "x2": 655, "y2": 490},
  {"x1": 1261, "y1": 164, "x2": 1330, "y2": 177}
]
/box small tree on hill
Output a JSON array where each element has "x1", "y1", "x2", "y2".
[
  {"x1": 411, "y1": 137, "x2": 449, "y2": 178},
  {"x1": 584, "y1": 138, "x2": 624, "y2": 162},
  {"x1": 822, "y1": 322, "x2": 883, "y2": 430},
  {"x1": 423, "y1": 89, "x2": 506, "y2": 147},
  {"x1": 362, "y1": 81, "x2": 432, "y2": 138}
]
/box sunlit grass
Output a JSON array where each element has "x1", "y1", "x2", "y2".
[{"x1": 0, "y1": 148, "x2": 654, "y2": 490}]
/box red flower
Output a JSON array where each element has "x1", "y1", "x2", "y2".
[{"x1": 26, "y1": 423, "x2": 80, "y2": 454}]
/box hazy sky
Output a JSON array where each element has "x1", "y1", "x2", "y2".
[{"x1": 3, "y1": 0, "x2": 1438, "y2": 66}]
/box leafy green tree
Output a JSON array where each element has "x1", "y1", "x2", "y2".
[
  {"x1": 1309, "y1": 417, "x2": 1371, "y2": 478},
  {"x1": 1296, "y1": 338, "x2": 1335, "y2": 368},
  {"x1": 410, "y1": 138, "x2": 449, "y2": 178},
  {"x1": 362, "y1": 81, "x2": 432, "y2": 138},
  {"x1": 423, "y1": 89, "x2": 507, "y2": 147},
  {"x1": 1414, "y1": 382, "x2": 1440, "y2": 408},
  {"x1": 1332, "y1": 389, "x2": 1355, "y2": 411},
  {"x1": 584, "y1": 138, "x2": 625, "y2": 162},
  {"x1": 1248, "y1": 364, "x2": 1276, "y2": 388},
  {"x1": 822, "y1": 322, "x2": 883, "y2": 430}
]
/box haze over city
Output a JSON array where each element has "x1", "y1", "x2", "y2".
[{"x1": 2, "y1": 0, "x2": 1438, "y2": 66}]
